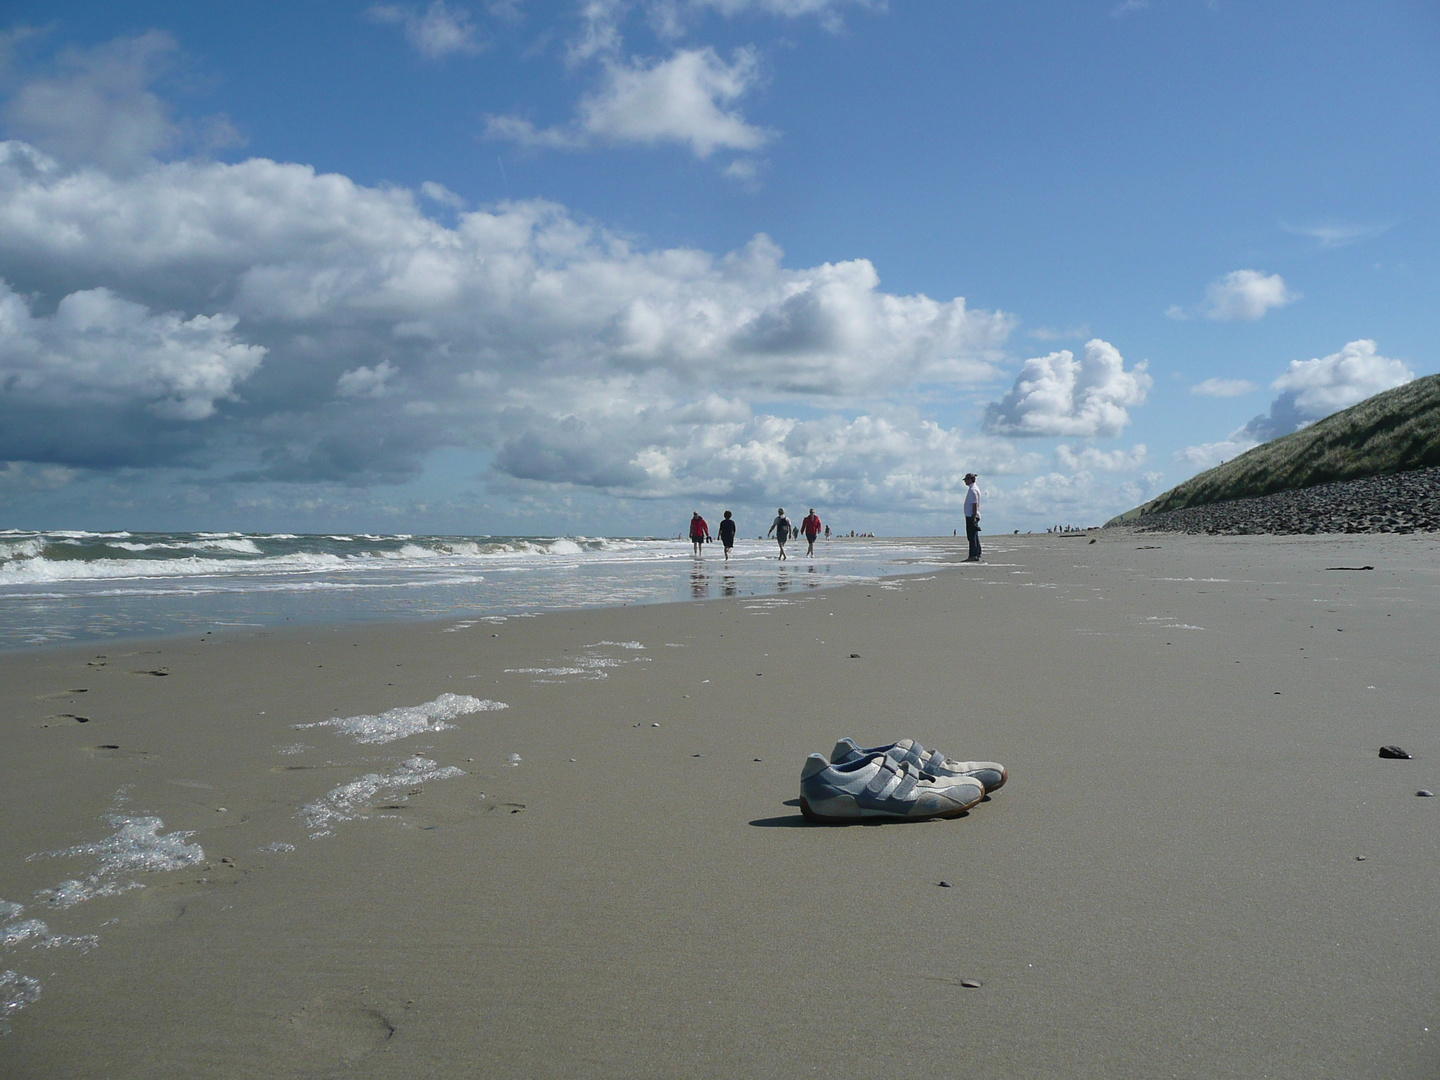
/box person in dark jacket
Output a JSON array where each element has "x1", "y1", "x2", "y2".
[{"x1": 718, "y1": 510, "x2": 737, "y2": 561}]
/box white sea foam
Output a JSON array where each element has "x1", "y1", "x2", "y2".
[
  {"x1": 506, "y1": 665, "x2": 603, "y2": 681},
  {"x1": 0, "y1": 551, "x2": 349, "y2": 584},
  {"x1": 293, "y1": 693, "x2": 507, "y2": 745},
  {"x1": 30, "y1": 815, "x2": 205, "y2": 910},
  {"x1": 506, "y1": 641, "x2": 651, "y2": 683},
  {"x1": 0, "y1": 538, "x2": 45, "y2": 562},
  {"x1": 111, "y1": 537, "x2": 263, "y2": 555},
  {"x1": 1, "y1": 969, "x2": 42, "y2": 1032},
  {"x1": 0, "y1": 918, "x2": 98, "y2": 954},
  {"x1": 259, "y1": 842, "x2": 296, "y2": 853},
  {"x1": 0, "y1": 902, "x2": 21, "y2": 923},
  {"x1": 299, "y1": 755, "x2": 466, "y2": 837}
]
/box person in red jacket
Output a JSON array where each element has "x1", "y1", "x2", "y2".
[
  {"x1": 688, "y1": 511, "x2": 710, "y2": 556},
  {"x1": 801, "y1": 508, "x2": 822, "y2": 557}
]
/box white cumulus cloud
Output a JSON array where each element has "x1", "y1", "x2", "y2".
[
  {"x1": 367, "y1": 2, "x2": 484, "y2": 58},
  {"x1": 1189, "y1": 377, "x2": 1256, "y2": 398},
  {"x1": 1054, "y1": 444, "x2": 1148, "y2": 472},
  {"x1": 1172, "y1": 437, "x2": 1258, "y2": 471},
  {"x1": 337, "y1": 361, "x2": 400, "y2": 398},
  {"x1": 997, "y1": 468, "x2": 1165, "y2": 528},
  {"x1": 1203, "y1": 269, "x2": 1297, "y2": 321},
  {"x1": 488, "y1": 47, "x2": 771, "y2": 158},
  {"x1": 1, "y1": 32, "x2": 181, "y2": 173},
  {"x1": 982, "y1": 339, "x2": 1152, "y2": 438},
  {"x1": 0, "y1": 137, "x2": 1014, "y2": 495},
  {"x1": 0, "y1": 281, "x2": 265, "y2": 420},
  {"x1": 1238, "y1": 339, "x2": 1412, "y2": 442},
  {"x1": 1178, "y1": 339, "x2": 1413, "y2": 469}
]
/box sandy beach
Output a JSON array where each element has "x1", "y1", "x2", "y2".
[{"x1": 2, "y1": 531, "x2": 1438, "y2": 1079}]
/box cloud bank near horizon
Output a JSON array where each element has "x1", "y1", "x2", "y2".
[{"x1": 0, "y1": 134, "x2": 1038, "y2": 512}]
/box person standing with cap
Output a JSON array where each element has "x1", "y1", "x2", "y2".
[{"x1": 963, "y1": 473, "x2": 982, "y2": 562}]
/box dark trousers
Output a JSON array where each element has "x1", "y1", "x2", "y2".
[{"x1": 965, "y1": 515, "x2": 982, "y2": 560}]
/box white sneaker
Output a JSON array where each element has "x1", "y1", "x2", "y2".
[
  {"x1": 830, "y1": 737, "x2": 1007, "y2": 794},
  {"x1": 799, "y1": 752, "x2": 984, "y2": 822}
]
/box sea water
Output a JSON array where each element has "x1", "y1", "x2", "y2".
[{"x1": 0, "y1": 530, "x2": 957, "y2": 648}]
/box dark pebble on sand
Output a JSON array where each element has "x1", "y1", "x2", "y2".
[
  {"x1": 1417, "y1": 789, "x2": 1435, "y2": 797},
  {"x1": 937, "y1": 880, "x2": 952, "y2": 888},
  {"x1": 1379, "y1": 745, "x2": 1412, "y2": 759},
  {"x1": 960, "y1": 979, "x2": 982, "y2": 989},
  {"x1": 1356, "y1": 855, "x2": 1366, "y2": 861},
  {"x1": 849, "y1": 653, "x2": 860, "y2": 658}
]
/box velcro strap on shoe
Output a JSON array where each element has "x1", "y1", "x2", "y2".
[
  {"x1": 890, "y1": 766, "x2": 919, "y2": 802},
  {"x1": 864, "y1": 760, "x2": 899, "y2": 796}
]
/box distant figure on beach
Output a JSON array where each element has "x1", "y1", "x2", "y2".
[
  {"x1": 767, "y1": 508, "x2": 794, "y2": 560},
  {"x1": 689, "y1": 511, "x2": 710, "y2": 555},
  {"x1": 718, "y1": 510, "x2": 737, "y2": 561},
  {"x1": 801, "y1": 509, "x2": 822, "y2": 557},
  {"x1": 963, "y1": 472, "x2": 982, "y2": 562},
  {"x1": 824, "y1": 525, "x2": 830, "y2": 540}
]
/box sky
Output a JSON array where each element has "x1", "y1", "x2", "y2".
[{"x1": 0, "y1": 0, "x2": 1436, "y2": 536}]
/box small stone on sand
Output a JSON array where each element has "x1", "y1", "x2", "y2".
[
  {"x1": 849, "y1": 653, "x2": 860, "y2": 658},
  {"x1": 960, "y1": 979, "x2": 982, "y2": 988},
  {"x1": 1417, "y1": 789, "x2": 1435, "y2": 797},
  {"x1": 1378, "y1": 745, "x2": 1411, "y2": 759},
  {"x1": 1356, "y1": 855, "x2": 1366, "y2": 861},
  {"x1": 937, "y1": 880, "x2": 952, "y2": 888}
]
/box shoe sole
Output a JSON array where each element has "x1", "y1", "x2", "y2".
[{"x1": 798, "y1": 795, "x2": 979, "y2": 824}]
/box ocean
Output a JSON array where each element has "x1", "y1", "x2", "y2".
[{"x1": 0, "y1": 530, "x2": 960, "y2": 649}]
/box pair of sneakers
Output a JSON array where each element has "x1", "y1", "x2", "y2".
[{"x1": 799, "y1": 738, "x2": 1007, "y2": 823}]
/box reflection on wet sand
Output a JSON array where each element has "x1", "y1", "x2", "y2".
[
  {"x1": 721, "y1": 575, "x2": 737, "y2": 598},
  {"x1": 777, "y1": 567, "x2": 792, "y2": 593},
  {"x1": 690, "y1": 567, "x2": 709, "y2": 599}
]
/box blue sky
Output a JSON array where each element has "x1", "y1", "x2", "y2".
[{"x1": 0, "y1": 0, "x2": 1436, "y2": 535}]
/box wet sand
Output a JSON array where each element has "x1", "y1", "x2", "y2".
[{"x1": 1, "y1": 532, "x2": 1438, "y2": 1079}]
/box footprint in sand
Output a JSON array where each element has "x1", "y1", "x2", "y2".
[
  {"x1": 82, "y1": 744, "x2": 150, "y2": 760},
  {"x1": 43, "y1": 714, "x2": 90, "y2": 726},
  {"x1": 36, "y1": 688, "x2": 89, "y2": 700},
  {"x1": 288, "y1": 992, "x2": 404, "y2": 1064}
]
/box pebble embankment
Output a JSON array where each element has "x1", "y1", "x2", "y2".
[{"x1": 1119, "y1": 465, "x2": 1440, "y2": 535}]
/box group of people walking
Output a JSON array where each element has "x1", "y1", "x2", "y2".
[
  {"x1": 688, "y1": 508, "x2": 826, "y2": 561},
  {"x1": 684, "y1": 472, "x2": 982, "y2": 563}
]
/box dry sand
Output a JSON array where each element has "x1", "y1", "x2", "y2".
[{"x1": 1, "y1": 531, "x2": 1438, "y2": 1079}]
